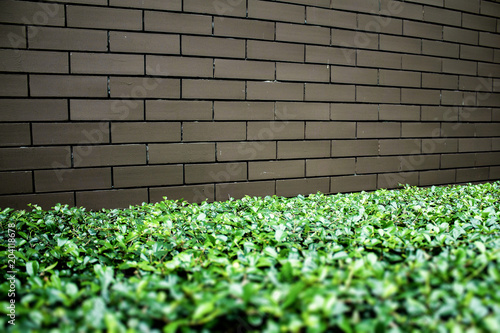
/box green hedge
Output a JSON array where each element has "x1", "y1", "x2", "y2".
[{"x1": 1, "y1": 182, "x2": 500, "y2": 332}]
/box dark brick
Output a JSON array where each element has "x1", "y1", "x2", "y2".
[
  {"x1": 149, "y1": 143, "x2": 215, "y2": 164},
  {"x1": 0, "y1": 171, "x2": 32, "y2": 195},
  {"x1": 331, "y1": 174, "x2": 377, "y2": 193},
  {"x1": 150, "y1": 184, "x2": 214, "y2": 203},
  {"x1": 0, "y1": 147, "x2": 71, "y2": 171},
  {"x1": 35, "y1": 167, "x2": 111, "y2": 192},
  {"x1": 113, "y1": 165, "x2": 183, "y2": 187},
  {"x1": 305, "y1": 158, "x2": 355, "y2": 177},
  {"x1": 76, "y1": 188, "x2": 148, "y2": 210},
  {"x1": 111, "y1": 122, "x2": 181, "y2": 143},
  {"x1": 249, "y1": 160, "x2": 305, "y2": 180},
  {"x1": 185, "y1": 163, "x2": 247, "y2": 184},
  {"x1": 183, "y1": 122, "x2": 246, "y2": 142},
  {"x1": 32, "y1": 123, "x2": 109, "y2": 145},
  {"x1": 276, "y1": 177, "x2": 330, "y2": 197},
  {"x1": 216, "y1": 181, "x2": 275, "y2": 201}
]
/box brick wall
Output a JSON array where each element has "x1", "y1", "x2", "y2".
[{"x1": 0, "y1": 0, "x2": 499, "y2": 210}]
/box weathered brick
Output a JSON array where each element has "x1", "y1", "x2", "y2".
[
  {"x1": 184, "y1": 36, "x2": 245, "y2": 58},
  {"x1": 491, "y1": 166, "x2": 500, "y2": 180},
  {"x1": 214, "y1": 17, "x2": 274, "y2": 40},
  {"x1": 379, "y1": 70, "x2": 421, "y2": 87},
  {"x1": 420, "y1": 169, "x2": 456, "y2": 186},
  {"x1": 422, "y1": 73, "x2": 458, "y2": 89},
  {"x1": 249, "y1": 160, "x2": 305, "y2": 180},
  {"x1": 403, "y1": 20, "x2": 442, "y2": 40},
  {"x1": 456, "y1": 168, "x2": 490, "y2": 182},
  {"x1": 402, "y1": 88, "x2": 441, "y2": 105},
  {"x1": 185, "y1": 163, "x2": 247, "y2": 184},
  {"x1": 248, "y1": 82, "x2": 304, "y2": 101},
  {"x1": 441, "y1": 123, "x2": 476, "y2": 137},
  {"x1": 330, "y1": 174, "x2": 377, "y2": 193},
  {"x1": 70, "y1": 99, "x2": 143, "y2": 121},
  {"x1": 379, "y1": 104, "x2": 421, "y2": 121},
  {"x1": 475, "y1": 123, "x2": 500, "y2": 137},
  {"x1": 110, "y1": 0, "x2": 181, "y2": 10},
  {"x1": 462, "y1": 13, "x2": 496, "y2": 32},
  {"x1": 0, "y1": 1, "x2": 65, "y2": 26},
  {"x1": 0, "y1": 24, "x2": 26, "y2": 48},
  {"x1": 460, "y1": 108, "x2": 492, "y2": 122},
  {"x1": 402, "y1": 122, "x2": 441, "y2": 137},
  {"x1": 0, "y1": 171, "x2": 32, "y2": 195},
  {"x1": 331, "y1": 0, "x2": 379, "y2": 13},
  {"x1": 184, "y1": 0, "x2": 246, "y2": 17},
  {"x1": 110, "y1": 77, "x2": 180, "y2": 99},
  {"x1": 443, "y1": 26, "x2": 478, "y2": 44},
  {"x1": 216, "y1": 181, "x2": 275, "y2": 201},
  {"x1": 277, "y1": 63, "x2": 329, "y2": 83},
  {"x1": 306, "y1": 45, "x2": 355, "y2": 66},
  {"x1": 422, "y1": 40, "x2": 460, "y2": 58},
  {"x1": 113, "y1": 165, "x2": 183, "y2": 187},
  {"x1": 35, "y1": 167, "x2": 111, "y2": 192},
  {"x1": 249, "y1": 40, "x2": 304, "y2": 62},
  {"x1": 479, "y1": 31, "x2": 500, "y2": 48},
  {"x1": 305, "y1": 122, "x2": 356, "y2": 139},
  {"x1": 247, "y1": 121, "x2": 304, "y2": 140},
  {"x1": 331, "y1": 140, "x2": 379, "y2": 157},
  {"x1": 459, "y1": 76, "x2": 493, "y2": 92},
  {"x1": 217, "y1": 141, "x2": 276, "y2": 161},
  {"x1": 73, "y1": 144, "x2": 146, "y2": 167},
  {"x1": 422, "y1": 138, "x2": 458, "y2": 153},
  {"x1": 249, "y1": 0, "x2": 304, "y2": 23},
  {"x1": 0, "y1": 99, "x2": 67, "y2": 122},
  {"x1": 380, "y1": 34, "x2": 421, "y2": 55},
  {"x1": 146, "y1": 101, "x2": 212, "y2": 121},
  {"x1": 278, "y1": 141, "x2": 330, "y2": 159},
  {"x1": 0, "y1": 74, "x2": 27, "y2": 96},
  {"x1": 111, "y1": 122, "x2": 181, "y2": 143},
  {"x1": 32, "y1": 123, "x2": 109, "y2": 145},
  {"x1": 424, "y1": 6, "x2": 460, "y2": 26},
  {"x1": 67, "y1": 5, "x2": 141, "y2": 30},
  {"x1": 276, "y1": 177, "x2": 330, "y2": 197},
  {"x1": 331, "y1": 104, "x2": 378, "y2": 121},
  {"x1": 0, "y1": 147, "x2": 70, "y2": 171},
  {"x1": 331, "y1": 66, "x2": 378, "y2": 85},
  {"x1": 461, "y1": 45, "x2": 494, "y2": 62},
  {"x1": 357, "y1": 122, "x2": 401, "y2": 138},
  {"x1": 357, "y1": 50, "x2": 402, "y2": 69},
  {"x1": 0, "y1": 192, "x2": 74, "y2": 210},
  {"x1": 332, "y1": 29, "x2": 378, "y2": 50},
  {"x1": 444, "y1": 0, "x2": 479, "y2": 13},
  {"x1": 356, "y1": 156, "x2": 401, "y2": 173},
  {"x1": 183, "y1": 122, "x2": 246, "y2": 142},
  {"x1": 28, "y1": 27, "x2": 107, "y2": 51},
  {"x1": 476, "y1": 152, "x2": 500, "y2": 166},
  {"x1": 183, "y1": 80, "x2": 246, "y2": 100},
  {"x1": 380, "y1": 0, "x2": 423, "y2": 20},
  {"x1": 478, "y1": 63, "x2": 500, "y2": 78},
  {"x1": 150, "y1": 184, "x2": 214, "y2": 203},
  {"x1": 421, "y1": 106, "x2": 459, "y2": 121},
  {"x1": 357, "y1": 13, "x2": 402, "y2": 34},
  {"x1": 306, "y1": 158, "x2": 355, "y2": 177},
  {"x1": 402, "y1": 54, "x2": 441, "y2": 72},
  {"x1": 480, "y1": 1, "x2": 500, "y2": 18},
  {"x1": 216, "y1": 59, "x2": 275, "y2": 80},
  {"x1": 305, "y1": 84, "x2": 356, "y2": 102},
  {"x1": 147, "y1": 56, "x2": 212, "y2": 78},
  {"x1": 379, "y1": 139, "x2": 421, "y2": 155},
  {"x1": 30, "y1": 75, "x2": 107, "y2": 97},
  {"x1": 76, "y1": 188, "x2": 148, "y2": 210},
  {"x1": 400, "y1": 154, "x2": 440, "y2": 172},
  {"x1": 149, "y1": 143, "x2": 215, "y2": 164},
  {"x1": 458, "y1": 138, "x2": 492, "y2": 152},
  {"x1": 441, "y1": 153, "x2": 476, "y2": 168},
  {"x1": 307, "y1": 6, "x2": 356, "y2": 29},
  {"x1": 0, "y1": 123, "x2": 30, "y2": 146},
  {"x1": 356, "y1": 86, "x2": 401, "y2": 104},
  {"x1": 214, "y1": 102, "x2": 274, "y2": 120},
  {"x1": 110, "y1": 31, "x2": 180, "y2": 54},
  {"x1": 276, "y1": 23, "x2": 330, "y2": 45},
  {"x1": 443, "y1": 59, "x2": 478, "y2": 75},
  {"x1": 145, "y1": 11, "x2": 211, "y2": 34},
  {"x1": 276, "y1": 102, "x2": 329, "y2": 120}
]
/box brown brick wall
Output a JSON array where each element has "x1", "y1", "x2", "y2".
[{"x1": 1, "y1": 0, "x2": 499, "y2": 210}]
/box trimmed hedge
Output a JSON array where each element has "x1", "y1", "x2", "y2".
[{"x1": 1, "y1": 182, "x2": 500, "y2": 332}]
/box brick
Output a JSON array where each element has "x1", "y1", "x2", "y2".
[
  {"x1": 183, "y1": 122, "x2": 246, "y2": 142},
  {"x1": 379, "y1": 105, "x2": 421, "y2": 121},
  {"x1": 307, "y1": 6, "x2": 356, "y2": 29},
  {"x1": 421, "y1": 106, "x2": 459, "y2": 121},
  {"x1": 305, "y1": 122, "x2": 355, "y2": 139},
  {"x1": 110, "y1": 31, "x2": 179, "y2": 54},
  {"x1": 331, "y1": 66, "x2": 378, "y2": 85},
  {"x1": 402, "y1": 54, "x2": 441, "y2": 72},
  {"x1": 357, "y1": 13, "x2": 402, "y2": 35},
  {"x1": 458, "y1": 138, "x2": 491, "y2": 152},
  {"x1": 492, "y1": 166, "x2": 500, "y2": 180},
  {"x1": 306, "y1": 45, "x2": 355, "y2": 66},
  {"x1": 248, "y1": 82, "x2": 304, "y2": 101},
  {"x1": 0, "y1": 74, "x2": 27, "y2": 96},
  {"x1": 442, "y1": 91, "x2": 476, "y2": 106},
  {"x1": 480, "y1": 1, "x2": 500, "y2": 18},
  {"x1": 380, "y1": 0, "x2": 423, "y2": 20},
  {"x1": 380, "y1": 70, "x2": 421, "y2": 87},
  {"x1": 420, "y1": 169, "x2": 456, "y2": 185},
  {"x1": 422, "y1": 73, "x2": 458, "y2": 89},
  {"x1": 422, "y1": 40, "x2": 460, "y2": 58},
  {"x1": 331, "y1": 0, "x2": 379, "y2": 13},
  {"x1": 331, "y1": 104, "x2": 378, "y2": 121},
  {"x1": 443, "y1": 26, "x2": 478, "y2": 45},
  {"x1": 110, "y1": 77, "x2": 180, "y2": 99},
  {"x1": 0, "y1": 24, "x2": 26, "y2": 49},
  {"x1": 35, "y1": 167, "x2": 111, "y2": 192},
  {"x1": 456, "y1": 168, "x2": 490, "y2": 182},
  {"x1": 215, "y1": 59, "x2": 274, "y2": 80},
  {"x1": 278, "y1": 141, "x2": 330, "y2": 159},
  {"x1": 460, "y1": 76, "x2": 493, "y2": 92},
  {"x1": 276, "y1": 102, "x2": 329, "y2": 120},
  {"x1": 183, "y1": 80, "x2": 245, "y2": 100},
  {"x1": 305, "y1": 84, "x2": 355, "y2": 102},
  {"x1": 145, "y1": 11, "x2": 211, "y2": 34},
  {"x1": 0, "y1": 49, "x2": 67, "y2": 73},
  {"x1": 249, "y1": 0, "x2": 304, "y2": 23},
  {"x1": 185, "y1": 163, "x2": 247, "y2": 184},
  {"x1": 444, "y1": 0, "x2": 479, "y2": 13},
  {"x1": 380, "y1": 34, "x2": 421, "y2": 54},
  {"x1": 0, "y1": 1, "x2": 65, "y2": 26},
  {"x1": 249, "y1": 160, "x2": 304, "y2": 180},
  {"x1": 111, "y1": 122, "x2": 180, "y2": 143},
  {"x1": 379, "y1": 139, "x2": 421, "y2": 155},
  {"x1": 0, "y1": 171, "x2": 32, "y2": 195},
  {"x1": 28, "y1": 27, "x2": 106, "y2": 51},
  {"x1": 357, "y1": 122, "x2": 401, "y2": 138},
  {"x1": 402, "y1": 88, "x2": 441, "y2": 105},
  {"x1": 475, "y1": 123, "x2": 500, "y2": 136},
  {"x1": 441, "y1": 123, "x2": 476, "y2": 137},
  {"x1": 422, "y1": 138, "x2": 458, "y2": 153},
  {"x1": 276, "y1": 23, "x2": 330, "y2": 45},
  {"x1": 356, "y1": 86, "x2": 401, "y2": 104},
  {"x1": 76, "y1": 188, "x2": 148, "y2": 210},
  {"x1": 331, "y1": 174, "x2": 377, "y2": 193},
  {"x1": 147, "y1": 56, "x2": 212, "y2": 78},
  {"x1": 332, "y1": 29, "x2": 378, "y2": 50},
  {"x1": 184, "y1": 0, "x2": 246, "y2": 17},
  {"x1": 249, "y1": 40, "x2": 304, "y2": 62},
  {"x1": 150, "y1": 143, "x2": 215, "y2": 164},
  {"x1": 114, "y1": 165, "x2": 183, "y2": 187},
  {"x1": 479, "y1": 32, "x2": 500, "y2": 48},
  {"x1": 401, "y1": 122, "x2": 440, "y2": 137},
  {"x1": 73, "y1": 144, "x2": 146, "y2": 167},
  {"x1": 306, "y1": 158, "x2": 354, "y2": 177},
  {"x1": 247, "y1": 121, "x2": 304, "y2": 140},
  {"x1": 0, "y1": 123, "x2": 30, "y2": 146},
  {"x1": 183, "y1": 36, "x2": 245, "y2": 58},
  {"x1": 276, "y1": 177, "x2": 330, "y2": 197},
  {"x1": 277, "y1": 63, "x2": 329, "y2": 83},
  {"x1": 0, "y1": 99, "x2": 67, "y2": 122},
  {"x1": 441, "y1": 153, "x2": 476, "y2": 168},
  {"x1": 46, "y1": 0, "x2": 106, "y2": 4},
  {"x1": 494, "y1": 109, "x2": 500, "y2": 121},
  {"x1": 463, "y1": 13, "x2": 497, "y2": 32},
  {"x1": 424, "y1": 6, "x2": 460, "y2": 26},
  {"x1": 67, "y1": 5, "x2": 141, "y2": 30},
  {"x1": 30, "y1": 75, "x2": 106, "y2": 97},
  {"x1": 461, "y1": 45, "x2": 494, "y2": 62},
  {"x1": 478, "y1": 63, "x2": 500, "y2": 78},
  {"x1": 0, "y1": 192, "x2": 74, "y2": 210},
  {"x1": 0, "y1": 147, "x2": 70, "y2": 171},
  {"x1": 70, "y1": 99, "x2": 143, "y2": 121},
  {"x1": 150, "y1": 184, "x2": 214, "y2": 203},
  {"x1": 32, "y1": 123, "x2": 109, "y2": 145},
  {"x1": 217, "y1": 141, "x2": 276, "y2": 161},
  {"x1": 403, "y1": 20, "x2": 442, "y2": 40},
  {"x1": 215, "y1": 102, "x2": 274, "y2": 120},
  {"x1": 476, "y1": 152, "x2": 500, "y2": 166},
  {"x1": 443, "y1": 59, "x2": 477, "y2": 75},
  {"x1": 356, "y1": 156, "x2": 401, "y2": 174},
  {"x1": 459, "y1": 108, "x2": 492, "y2": 122},
  {"x1": 214, "y1": 17, "x2": 274, "y2": 40},
  {"x1": 400, "y1": 154, "x2": 440, "y2": 171},
  {"x1": 146, "y1": 101, "x2": 212, "y2": 121},
  {"x1": 110, "y1": 0, "x2": 181, "y2": 10},
  {"x1": 331, "y1": 139, "x2": 379, "y2": 157},
  {"x1": 286, "y1": 0, "x2": 330, "y2": 7},
  {"x1": 215, "y1": 181, "x2": 275, "y2": 201},
  {"x1": 378, "y1": 172, "x2": 419, "y2": 189},
  {"x1": 357, "y1": 50, "x2": 402, "y2": 69}
]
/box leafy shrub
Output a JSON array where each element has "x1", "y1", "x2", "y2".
[{"x1": 1, "y1": 182, "x2": 500, "y2": 332}]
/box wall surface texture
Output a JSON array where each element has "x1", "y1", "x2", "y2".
[{"x1": 0, "y1": 0, "x2": 500, "y2": 210}]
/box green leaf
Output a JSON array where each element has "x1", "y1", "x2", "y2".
[{"x1": 26, "y1": 261, "x2": 39, "y2": 277}]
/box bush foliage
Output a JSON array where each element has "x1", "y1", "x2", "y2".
[{"x1": 1, "y1": 182, "x2": 500, "y2": 332}]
